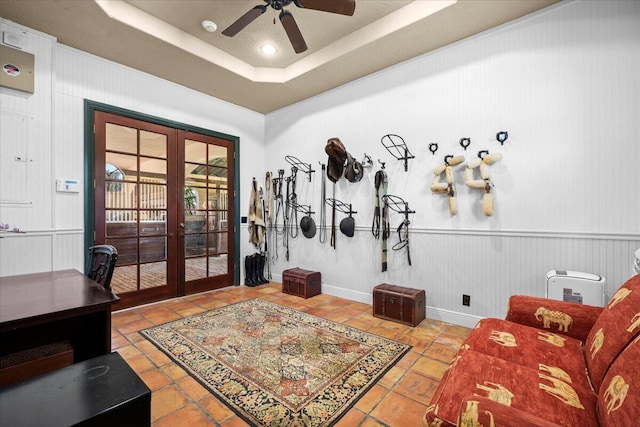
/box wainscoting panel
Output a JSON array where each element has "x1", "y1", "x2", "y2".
[
  {"x1": 268, "y1": 228, "x2": 639, "y2": 327},
  {"x1": 0, "y1": 234, "x2": 53, "y2": 276}
]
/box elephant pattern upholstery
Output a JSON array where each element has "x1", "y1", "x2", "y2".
[
  {"x1": 424, "y1": 274, "x2": 640, "y2": 427},
  {"x1": 534, "y1": 307, "x2": 573, "y2": 332}
]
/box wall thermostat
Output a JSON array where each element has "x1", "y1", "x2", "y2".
[{"x1": 56, "y1": 179, "x2": 80, "y2": 193}]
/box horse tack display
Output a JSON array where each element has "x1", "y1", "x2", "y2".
[
  {"x1": 373, "y1": 283, "x2": 426, "y2": 327},
  {"x1": 282, "y1": 268, "x2": 321, "y2": 299}
]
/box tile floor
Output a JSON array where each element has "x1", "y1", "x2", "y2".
[{"x1": 111, "y1": 283, "x2": 472, "y2": 427}]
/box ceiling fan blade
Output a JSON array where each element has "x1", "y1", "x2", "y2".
[
  {"x1": 280, "y1": 10, "x2": 308, "y2": 54},
  {"x1": 296, "y1": 0, "x2": 355, "y2": 16},
  {"x1": 222, "y1": 5, "x2": 267, "y2": 37}
]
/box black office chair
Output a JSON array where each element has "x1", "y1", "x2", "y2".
[{"x1": 87, "y1": 245, "x2": 118, "y2": 291}]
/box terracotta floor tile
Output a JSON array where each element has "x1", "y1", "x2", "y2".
[
  {"x1": 145, "y1": 310, "x2": 184, "y2": 325},
  {"x1": 160, "y1": 362, "x2": 189, "y2": 382},
  {"x1": 154, "y1": 404, "x2": 214, "y2": 427},
  {"x1": 220, "y1": 415, "x2": 251, "y2": 427},
  {"x1": 445, "y1": 324, "x2": 473, "y2": 338},
  {"x1": 354, "y1": 384, "x2": 388, "y2": 413},
  {"x1": 125, "y1": 354, "x2": 156, "y2": 374},
  {"x1": 178, "y1": 376, "x2": 211, "y2": 401},
  {"x1": 334, "y1": 408, "x2": 366, "y2": 426},
  {"x1": 344, "y1": 317, "x2": 374, "y2": 331},
  {"x1": 146, "y1": 349, "x2": 172, "y2": 367},
  {"x1": 435, "y1": 332, "x2": 466, "y2": 349},
  {"x1": 369, "y1": 391, "x2": 428, "y2": 427},
  {"x1": 367, "y1": 325, "x2": 401, "y2": 340},
  {"x1": 360, "y1": 416, "x2": 387, "y2": 426},
  {"x1": 377, "y1": 365, "x2": 406, "y2": 388},
  {"x1": 111, "y1": 333, "x2": 130, "y2": 350},
  {"x1": 117, "y1": 318, "x2": 155, "y2": 335},
  {"x1": 411, "y1": 356, "x2": 450, "y2": 381},
  {"x1": 199, "y1": 395, "x2": 236, "y2": 423},
  {"x1": 116, "y1": 344, "x2": 142, "y2": 359},
  {"x1": 395, "y1": 349, "x2": 420, "y2": 370},
  {"x1": 393, "y1": 371, "x2": 440, "y2": 405},
  {"x1": 151, "y1": 385, "x2": 190, "y2": 421},
  {"x1": 112, "y1": 310, "x2": 143, "y2": 326},
  {"x1": 174, "y1": 305, "x2": 208, "y2": 317},
  {"x1": 134, "y1": 339, "x2": 158, "y2": 354},
  {"x1": 139, "y1": 369, "x2": 172, "y2": 391},
  {"x1": 126, "y1": 331, "x2": 147, "y2": 343},
  {"x1": 423, "y1": 343, "x2": 458, "y2": 363}
]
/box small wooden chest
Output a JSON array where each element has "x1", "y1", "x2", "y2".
[
  {"x1": 373, "y1": 284, "x2": 426, "y2": 326},
  {"x1": 282, "y1": 268, "x2": 321, "y2": 299}
]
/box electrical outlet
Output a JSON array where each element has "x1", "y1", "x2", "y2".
[{"x1": 462, "y1": 294, "x2": 471, "y2": 306}]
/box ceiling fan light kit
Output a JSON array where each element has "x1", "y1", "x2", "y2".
[{"x1": 222, "y1": 0, "x2": 356, "y2": 54}]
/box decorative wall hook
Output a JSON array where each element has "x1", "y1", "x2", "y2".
[
  {"x1": 478, "y1": 150, "x2": 489, "y2": 159},
  {"x1": 428, "y1": 143, "x2": 439, "y2": 156},
  {"x1": 381, "y1": 134, "x2": 415, "y2": 172},
  {"x1": 459, "y1": 137, "x2": 471, "y2": 150},
  {"x1": 496, "y1": 131, "x2": 509, "y2": 145},
  {"x1": 377, "y1": 159, "x2": 386, "y2": 169},
  {"x1": 285, "y1": 155, "x2": 315, "y2": 181},
  {"x1": 431, "y1": 155, "x2": 465, "y2": 216},
  {"x1": 361, "y1": 153, "x2": 374, "y2": 168},
  {"x1": 324, "y1": 198, "x2": 357, "y2": 215}
]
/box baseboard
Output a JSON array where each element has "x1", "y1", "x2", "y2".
[{"x1": 272, "y1": 274, "x2": 483, "y2": 328}]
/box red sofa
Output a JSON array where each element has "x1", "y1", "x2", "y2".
[{"x1": 424, "y1": 274, "x2": 640, "y2": 427}]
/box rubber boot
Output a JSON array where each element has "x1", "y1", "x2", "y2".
[
  {"x1": 257, "y1": 253, "x2": 268, "y2": 284},
  {"x1": 244, "y1": 255, "x2": 257, "y2": 287},
  {"x1": 250, "y1": 253, "x2": 262, "y2": 286}
]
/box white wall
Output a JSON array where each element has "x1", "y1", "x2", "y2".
[
  {"x1": 0, "y1": 19, "x2": 265, "y2": 276},
  {"x1": 264, "y1": 0, "x2": 640, "y2": 326}
]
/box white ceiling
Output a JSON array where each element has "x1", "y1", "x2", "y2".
[{"x1": 0, "y1": 0, "x2": 559, "y2": 113}]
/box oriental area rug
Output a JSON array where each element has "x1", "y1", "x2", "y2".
[{"x1": 141, "y1": 298, "x2": 411, "y2": 426}]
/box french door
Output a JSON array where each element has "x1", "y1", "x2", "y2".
[{"x1": 93, "y1": 111, "x2": 235, "y2": 309}]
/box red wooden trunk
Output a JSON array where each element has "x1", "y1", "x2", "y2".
[
  {"x1": 373, "y1": 284, "x2": 426, "y2": 326},
  {"x1": 282, "y1": 268, "x2": 321, "y2": 299}
]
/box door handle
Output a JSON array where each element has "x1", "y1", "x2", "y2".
[
  {"x1": 179, "y1": 223, "x2": 185, "y2": 228},
  {"x1": 168, "y1": 233, "x2": 175, "y2": 238}
]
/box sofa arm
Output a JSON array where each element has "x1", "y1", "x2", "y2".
[
  {"x1": 458, "y1": 396, "x2": 563, "y2": 427},
  {"x1": 506, "y1": 295, "x2": 603, "y2": 342}
]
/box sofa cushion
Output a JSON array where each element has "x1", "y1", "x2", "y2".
[
  {"x1": 585, "y1": 275, "x2": 640, "y2": 391},
  {"x1": 425, "y1": 349, "x2": 598, "y2": 427},
  {"x1": 597, "y1": 335, "x2": 640, "y2": 426},
  {"x1": 462, "y1": 318, "x2": 593, "y2": 392}
]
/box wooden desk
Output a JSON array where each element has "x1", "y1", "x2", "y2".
[{"x1": 0, "y1": 269, "x2": 120, "y2": 362}]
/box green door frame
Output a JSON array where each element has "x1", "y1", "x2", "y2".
[{"x1": 84, "y1": 100, "x2": 241, "y2": 287}]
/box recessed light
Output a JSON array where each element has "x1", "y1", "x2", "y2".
[
  {"x1": 202, "y1": 20, "x2": 217, "y2": 32},
  {"x1": 261, "y1": 44, "x2": 277, "y2": 55}
]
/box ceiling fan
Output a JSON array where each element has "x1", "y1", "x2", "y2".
[{"x1": 222, "y1": 0, "x2": 356, "y2": 54}]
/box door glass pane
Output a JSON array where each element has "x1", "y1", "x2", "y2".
[
  {"x1": 185, "y1": 257, "x2": 207, "y2": 281},
  {"x1": 140, "y1": 236, "x2": 166, "y2": 263},
  {"x1": 106, "y1": 237, "x2": 138, "y2": 265},
  {"x1": 105, "y1": 181, "x2": 136, "y2": 209},
  {"x1": 208, "y1": 232, "x2": 228, "y2": 254},
  {"x1": 106, "y1": 153, "x2": 137, "y2": 180},
  {"x1": 140, "y1": 130, "x2": 167, "y2": 158},
  {"x1": 185, "y1": 162, "x2": 207, "y2": 183},
  {"x1": 207, "y1": 188, "x2": 228, "y2": 210},
  {"x1": 208, "y1": 166, "x2": 227, "y2": 179},
  {"x1": 185, "y1": 140, "x2": 207, "y2": 163},
  {"x1": 208, "y1": 255, "x2": 228, "y2": 276},
  {"x1": 185, "y1": 232, "x2": 206, "y2": 257},
  {"x1": 111, "y1": 266, "x2": 138, "y2": 293},
  {"x1": 140, "y1": 262, "x2": 167, "y2": 288},
  {"x1": 106, "y1": 213, "x2": 138, "y2": 237},
  {"x1": 138, "y1": 184, "x2": 166, "y2": 209},
  {"x1": 106, "y1": 123, "x2": 136, "y2": 153},
  {"x1": 140, "y1": 157, "x2": 166, "y2": 182},
  {"x1": 139, "y1": 211, "x2": 166, "y2": 236},
  {"x1": 208, "y1": 145, "x2": 227, "y2": 167}
]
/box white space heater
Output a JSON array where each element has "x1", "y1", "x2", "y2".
[{"x1": 546, "y1": 270, "x2": 606, "y2": 307}]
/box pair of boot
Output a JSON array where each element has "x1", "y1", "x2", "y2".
[{"x1": 244, "y1": 253, "x2": 268, "y2": 287}]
